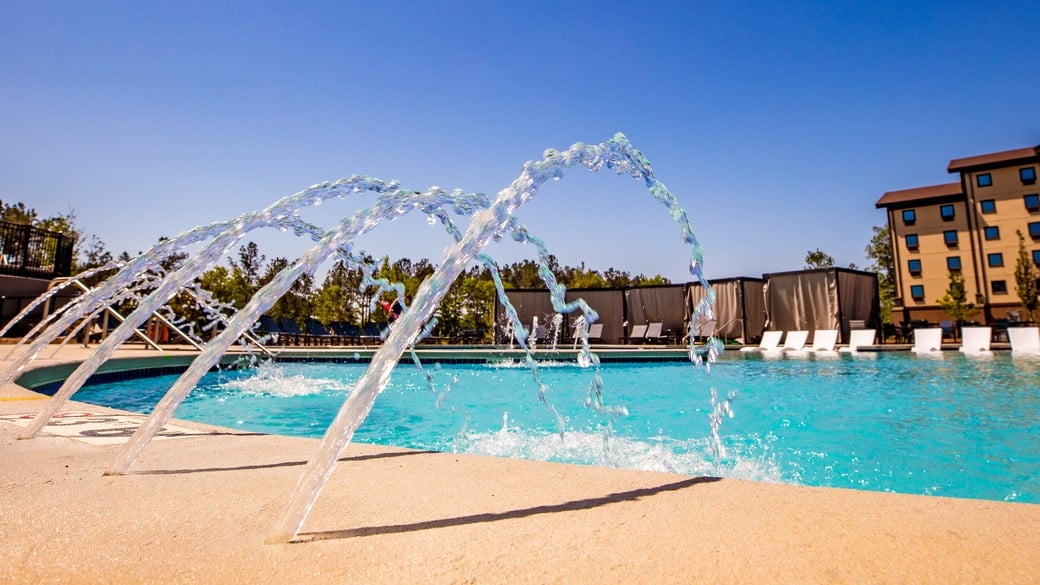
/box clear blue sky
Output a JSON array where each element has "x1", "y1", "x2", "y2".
[{"x1": 2, "y1": 1, "x2": 1038, "y2": 283}]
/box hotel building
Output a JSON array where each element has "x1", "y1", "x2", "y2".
[{"x1": 876, "y1": 145, "x2": 1040, "y2": 325}]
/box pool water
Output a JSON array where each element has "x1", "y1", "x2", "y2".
[{"x1": 72, "y1": 351, "x2": 1040, "y2": 503}]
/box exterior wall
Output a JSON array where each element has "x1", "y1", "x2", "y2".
[
  {"x1": 962, "y1": 162, "x2": 1040, "y2": 320},
  {"x1": 888, "y1": 199, "x2": 978, "y2": 320},
  {"x1": 883, "y1": 148, "x2": 1040, "y2": 326}
]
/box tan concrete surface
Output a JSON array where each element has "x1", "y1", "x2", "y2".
[{"x1": 2, "y1": 346, "x2": 1039, "y2": 584}]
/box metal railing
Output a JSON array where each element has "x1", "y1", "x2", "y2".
[{"x1": 0, "y1": 220, "x2": 74, "y2": 278}]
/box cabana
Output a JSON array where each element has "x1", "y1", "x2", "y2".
[
  {"x1": 624, "y1": 284, "x2": 687, "y2": 344},
  {"x1": 492, "y1": 288, "x2": 627, "y2": 345},
  {"x1": 564, "y1": 288, "x2": 626, "y2": 344},
  {"x1": 493, "y1": 289, "x2": 554, "y2": 344},
  {"x1": 687, "y1": 277, "x2": 766, "y2": 344},
  {"x1": 762, "y1": 268, "x2": 880, "y2": 344}
]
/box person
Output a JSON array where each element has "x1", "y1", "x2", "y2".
[{"x1": 389, "y1": 295, "x2": 410, "y2": 321}]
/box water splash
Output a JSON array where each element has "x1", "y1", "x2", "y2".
[
  {"x1": 266, "y1": 133, "x2": 716, "y2": 543},
  {"x1": 219, "y1": 362, "x2": 343, "y2": 397},
  {"x1": 0, "y1": 176, "x2": 400, "y2": 394},
  {"x1": 16, "y1": 177, "x2": 414, "y2": 439},
  {"x1": 103, "y1": 186, "x2": 491, "y2": 474},
  {"x1": 709, "y1": 388, "x2": 737, "y2": 476},
  {"x1": 5, "y1": 132, "x2": 718, "y2": 544}
]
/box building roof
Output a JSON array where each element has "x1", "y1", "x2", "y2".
[
  {"x1": 947, "y1": 146, "x2": 1039, "y2": 173},
  {"x1": 875, "y1": 182, "x2": 963, "y2": 208}
]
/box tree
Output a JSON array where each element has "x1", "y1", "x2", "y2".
[
  {"x1": 865, "y1": 224, "x2": 895, "y2": 323},
  {"x1": 311, "y1": 260, "x2": 364, "y2": 325},
  {"x1": 500, "y1": 258, "x2": 557, "y2": 289},
  {"x1": 231, "y1": 242, "x2": 265, "y2": 289},
  {"x1": 936, "y1": 270, "x2": 979, "y2": 325},
  {"x1": 437, "y1": 265, "x2": 496, "y2": 341},
  {"x1": 263, "y1": 257, "x2": 313, "y2": 325},
  {"x1": 1014, "y1": 230, "x2": 1039, "y2": 322},
  {"x1": 804, "y1": 248, "x2": 835, "y2": 269}
]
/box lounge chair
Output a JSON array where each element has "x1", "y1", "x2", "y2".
[
  {"x1": 839, "y1": 329, "x2": 876, "y2": 353},
  {"x1": 329, "y1": 321, "x2": 362, "y2": 345},
  {"x1": 305, "y1": 318, "x2": 333, "y2": 346},
  {"x1": 779, "y1": 330, "x2": 809, "y2": 353},
  {"x1": 278, "y1": 317, "x2": 308, "y2": 346},
  {"x1": 258, "y1": 315, "x2": 281, "y2": 333},
  {"x1": 628, "y1": 324, "x2": 648, "y2": 344},
  {"x1": 572, "y1": 322, "x2": 604, "y2": 347},
  {"x1": 958, "y1": 326, "x2": 992, "y2": 355},
  {"x1": 694, "y1": 319, "x2": 717, "y2": 343},
  {"x1": 361, "y1": 322, "x2": 385, "y2": 344},
  {"x1": 530, "y1": 320, "x2": 548, "y2": 345},
  {"x1": 740, "y1": 330, "x2": 783, "y2": 352},
  {"x1": 587, "y1": 323, "x2": 603, "y2": 342},
  {"x1": 911, "y1": 328, "x2": 942, "y2": 353},
  {"x1": 1008, "y1": 326, "x2": 1040, "y2": 356},
  {"x1": 805, "y1": 329, "x2": 838, "y2": 354},
  {"x1": 644, "y1": 322, "x2": 665, "y2": 344}
]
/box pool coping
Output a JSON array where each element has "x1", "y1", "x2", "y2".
[{"x1": 2, "y1": 345, "x2": 1039, "y2": 584}]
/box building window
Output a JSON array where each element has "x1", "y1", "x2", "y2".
[
  {"x1": 940, "y1": 204, "x2": 955, "y2": 221},
  {"x1": 908, "y1": 259, "x2": 922, "y2": 275},
  {"x1": 984, "y1": 226, "x2": 1000, "y2": 240},
  {"x1": 910, "y1": 285, "x2": 925, "y2": 301},
  {"x1": 1030, "y1": 222, "x2": 1040, "y2": 239},
  {"x1": 992, "y1": 280, "x2": 1008, "y2": 294},
  {"x1": 943, "y1": 230, "x2": 958, "y2": 246},
  {"x1": 1022, "y1": 167, "x2": 1037, "y2": 185},
  {"x1": 905, "y1": 234, "x2": 919, "y2": 249},
  {"x1": 1033, "y1": 250, "x2": 1040, "y2": 265},
  {"x1": 988, "y1": 253, "x2": 1004, "y2": 267},
  {"x1": 980, "y1": 199, "x2": 996, "y2": 214},
  {"x1": 977, "y1": 173, "x2": 992, "y2": 187},
  {"x1": 1026, "y1": 194, "x2": 1040, "y2": 211},
  {"x1": 902, "y1": 209, "x2": 917, "y2": 225},
  {"x1": 947, "y1": 256, "x2": 961, "y2": 271}
]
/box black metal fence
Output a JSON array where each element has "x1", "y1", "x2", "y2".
[{"x1": 0, "y1": 220, "x2": 75, "y2": 279}]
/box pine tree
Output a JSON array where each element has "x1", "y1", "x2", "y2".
[
  {"x1": 1014, "y1": 230, "x2": 1039, "y2": 322},
  {"x1": 936, "y1": 271, "x2": 979, "y2": 325}
]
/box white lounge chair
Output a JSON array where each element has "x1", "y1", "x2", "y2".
[
  {"x1": 780, "y1": 330, "x2": 809, "y2": 352},
  {"x1": 839, "y1": 329, "x2": 876, "y2": 353},
  {"x1": 806, "y1": 329, "x2": 839, "y2": 354},
  {"x1": 1008, "y1": 326, "x2": 1040, "y2": 356},
  {"x1": 572, "y1": 322, "x2": 604, "y2": 348},
  {"x1": 588, "y1": 323, "x2": 603, "y2": 342},
  {"x1": 628, "y1": 324, "x2": 648, "y2": 344},
  {"x1": 644, "y1": 322, "x2": 665, "y2": 343},
  {"x1": 911, "y1": 328, "x2": 943, "y2": 353},
  {"x1": 740, "y1": 330, "x2": 783, "y2": 352},
  {"x1": 531, "y1": 319, "x2": 548, "y2": 345},
  {"x1": 958, "y1": 326, "x2": 992, "y2": 354},
  {"x1": 695, "y1": 319, "x2": 717, "y2": 342}
]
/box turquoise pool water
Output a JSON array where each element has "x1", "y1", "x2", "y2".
[{"x1": 72, "y1": 351, "x2": 1040, "y2": 503}]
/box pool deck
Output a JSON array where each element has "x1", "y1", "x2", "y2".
[{"x1": 2, "y1": 344, "x2": 1039, "y2": 584}]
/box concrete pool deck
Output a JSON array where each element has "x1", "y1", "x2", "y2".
[{"x1": 2, "y1": 345, "x2": 1039, "y2": 584}]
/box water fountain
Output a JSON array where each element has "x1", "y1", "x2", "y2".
[{"x1": 4, "y1": 133, "x2": 718, "y2": 544}]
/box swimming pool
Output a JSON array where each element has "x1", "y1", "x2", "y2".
[{"x1": 70, "y1": 351, "x2": 1040, "y2": 503}]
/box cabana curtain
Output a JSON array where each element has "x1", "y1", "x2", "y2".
[
  {"x1": 763, "y1": 269, "x2": 879, "y2": 343},
  {"x1": 688, "y1": 278, "x2": 766, "y2": 343},
  {"x1": 564, "y1": 289, "x2": 626, "y2": 343},
  {"x1": 625, "y1": 285, "x2": 687, "y2": 338}
]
